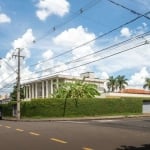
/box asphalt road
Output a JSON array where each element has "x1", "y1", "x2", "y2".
[{"x1": 0, "y1": 117, "x2": 150, "y2": 150}]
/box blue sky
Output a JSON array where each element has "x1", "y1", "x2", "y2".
[{"x1": 0, "y1": 0, "x2": 150, "y2": 94}]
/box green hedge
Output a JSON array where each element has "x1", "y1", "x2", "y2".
[
  {"x1": 1, "y1": 98, "x2": 143, "y2": 118},
  {"x1": 0, "y1": 103, "x2": 13, "y2": 117},
  {"x1": 21, "y1": 99, "x2": 65, "y2": 117},
  {"x1": 62, "y1": 98, "x2": 142, "y2": 117}
]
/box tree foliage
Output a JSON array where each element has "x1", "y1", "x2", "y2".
[
  {"x1": 116, "y1": 75, "x2": 128, "y2": 91},
  {"x1": 143, "y1": 78, "x2": 150, "y2": 90},
  {"x1": 107, "y1": 76, "x2": 116, "y2": 92},
  {"x1": 107, "y1": 75, "x2": 128, "y2": 92},
  {"x1": 54, "y1": 80, "x2": 100, "y2": 99},
  {"x1": 53, "y1": 79, "x2": 100, "y2": 116},
  {"x1": 10, "y1": 85, "x2": 25, "y2": 101}
]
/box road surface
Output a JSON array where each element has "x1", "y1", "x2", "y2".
[{"x1": 0, "y1": 117, "x2": 150, "y2": 150}]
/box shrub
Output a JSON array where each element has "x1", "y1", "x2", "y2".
[{"x1": 1, "y1": 98, "x2": 143, "y2": 117}]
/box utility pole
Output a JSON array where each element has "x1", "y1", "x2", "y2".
[{"x1": 12, "y1": 48, "x2": 24, "y2": 120}]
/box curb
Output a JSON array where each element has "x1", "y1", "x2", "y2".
[{"x1": 2, "y1": 114, "x2": 150, "y2": 122}]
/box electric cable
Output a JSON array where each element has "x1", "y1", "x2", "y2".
[
  {"x1": 36, "y1": 0, "x2": 102, "y2": 42},
  {"x1": 21, "y1": 36, "x2": 149, "y2": 82},
  {"x1": 23, "y1": 31, "x2": 150, "y2": 75},
  {"x1": 28, "y1": 11, "x2": 150, "y2": 68},
  {"x1": 107, "y1": 0, "x2": 150, "y2": 20}
]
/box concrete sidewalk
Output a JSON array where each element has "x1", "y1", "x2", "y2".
[{"x1": 2, "y1": 113, "x2": 150, "y2": 122}]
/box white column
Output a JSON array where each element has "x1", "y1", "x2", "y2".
[
  {"x1": 32, "y1": 84, "x2": 34, "y2": 99},
  {"x1": 25, "y1": 86, "x2": 28, "y2": 99},
  {"x1": 35, "y1": 83, "x2": 37, "y2": 99},
  {"x1": 51, "y1": 79, "x2": 53, "y2": 95},
  {"x1": 23, "y1": 86, "x2": 25, "y2": 100},
  {"x1": 46, "y1": 80, "x2": 49, "y2": 98},
  {"x1": 56, "y1": 78, "x2": 59, "y2": 89},
  {"x1": 29, "y1": 85, "x2": 31, "y2": 100},
  {"x1": 42, "y1": 81, "x2": 44, "y2": 98}
]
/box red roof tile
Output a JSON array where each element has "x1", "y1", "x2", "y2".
[{"x1": 121, "y1": 89, "x2": 150, "y2": 94}]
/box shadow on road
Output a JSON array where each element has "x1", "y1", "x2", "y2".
[{"x1": 116, "y1": 144, "x2": 150, "y2": 150}]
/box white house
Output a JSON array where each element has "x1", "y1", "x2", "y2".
[{"x1": 22, "y1": 72, "x2": 106, "y2": 100}]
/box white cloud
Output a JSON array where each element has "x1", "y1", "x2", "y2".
[
  {"x1": 120, "y1": 27, "x2": 132, "y2": 38},
  {"x1": 0, "y1": 29, "x2": 36, "y2": 93},
  {"x1": 91, "y1": 31, "x2": 150, "y2": 76},
  {"x1": 36, "y1": 0, "x2": 70, "y2": 21},
  {"x1": 42, "y1": 49, "x2": 53, "y2": 59},
  {"x1": 100, "y1": 72, "x2": 109, "y2": 79},
  {"x1": 12, "y1": 29, "x2": 35, "y2": 58},
  {"x1": 120, "y1": 23, "x2": 147, "y2": 39},
  {"x1": 52, "y1": 26, "x2": 96, "y2": 75},
  {"x1": 35, "y1": 49, "x2": 54, "y2": 75},
  {"x1": 142, "y1": 22, "x2": 147, "y2": 27},
  {"x1": 0, "y1": 13, "x2": 11, "y2": 23},
  {"x1": 53, "y1": 26, "x2": 95, "y2": 48},
  {"x1": 128, "y1": 67, "x2": 150, "y2": 88}
]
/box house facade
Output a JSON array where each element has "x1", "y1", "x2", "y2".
[
  {"x1": 23, "y1": 72, "x2": 106, "y2": 100},
  {"x1": 99, "y1": 88, "x2": 150, "y2": 98}
]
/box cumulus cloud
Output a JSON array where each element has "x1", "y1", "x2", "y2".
[
  {"x1": 0, "y1": 29, "x2": 37, "y2": 93},
  {"x1": 120, "y1": 23, "x2": 147, "y2": 39},
  {"x1": 12, "y1": 29, "x2": 35, "y2": 58},
  {"x1": 128, "y1": 67, "x2": 150, "y2": 88},
  {"x1": 0, "y1": 13, "x2": 11, "y2": 23},
  {"x1": 42, "y1": 49, "x2": 53, "y2": 59},
  {"x1": 120, "y1": 27, "x2": 132, "y2": 38},
  {"x1": 99, "y1": 72, "x2": 109, "y2": 79},
  {"x1": 35, "y1": 49, "x2": 54, "y2": 76},
  {"x1": 52, "y1": 26, "x2": 96, "y2": 75},
  {"x1": 53, "y1": 26, "x2": 95, "y2": 48},
  {"x1": 36, "y1": 0, "x2": 70, "y2": 21}
]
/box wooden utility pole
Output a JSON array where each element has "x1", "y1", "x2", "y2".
[{"x1": 13, "y1": 48, "x2": 24, "y2": 120}]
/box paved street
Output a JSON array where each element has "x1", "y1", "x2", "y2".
[{"x1": 0, "y1": 117, "x2": 150, "y2": 150}]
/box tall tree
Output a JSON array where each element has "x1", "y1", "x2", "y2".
[
  {"x1": 143, "y1": 78, "x2": 150, "y2": 90},
  {"x1": 116, "y1": 75, "x2": 128, "y2": 91},
  {"x1": 107, "y1": 76, "x2": 117, "y2": 92},
  {"x1": 10, "y1": 85, "x2": 25, "y2": 101}
]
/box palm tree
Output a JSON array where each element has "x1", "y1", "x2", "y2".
[
  {"x1": 54, "y1": 80, "x2": 99, "y2": 99},
  {"x1": 116, "y1": 75, "x2": 128, "y2": 92},
  {"x1": 54, "y1": 79, "x2": 100, "y2": 116},
  {"x1": 107, "y1": 76, "x2": 116, "y2": 92},
  {"x1": 143, "y1": 78, "x2": 150, "y2": 90}
]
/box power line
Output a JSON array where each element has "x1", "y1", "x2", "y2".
[
  {"x1": 23, "y1": 31, "x2": 150, "y2": 76},
  {"x1": 28, "y1": 11, "x2": 150, "y2": 68},
  {"x1": 21, "y1": 36, "x2": 149, "y2": 82},
  {"x1": 22, "y1": 42, "x2": 148, "y2": 82},
  {"x1": 107, "y1": 0, "x2": 150, "y2": 20},
  {"x1": 0, "y1": 71, "x2": 16, "y2": 86},
  {"x1": 0, "y1": 58, "x2": 17, "y2": 73},
  {"x1": 35, "y1": 0, "x2": 102, "y2": 42},
  {"x1": 0, "y1": 81, "x2": 16, "y2": 92}
]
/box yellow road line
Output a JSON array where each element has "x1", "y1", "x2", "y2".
[
  {"x1": 29, "y1": 132, "x2": 40, "y2": 136},
  {"x1": 16, "y1": 128, "x2": 24, "y2": 132},
  {"x1": 5, "y1": 126, "x2": 11, "y2": 128},
  {"x1": 50, "y1": 138, "x2": 67, "y2": 144},
  {"x1": 83, "y1": 147, "x2": 94, "y2": 150}
]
